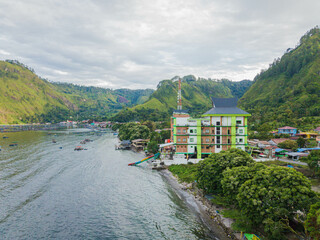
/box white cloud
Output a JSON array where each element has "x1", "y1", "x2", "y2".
[{"x1": 0, "y1": 0, "x2": 319, "y2": 89}]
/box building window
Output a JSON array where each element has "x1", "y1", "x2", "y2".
[
  {"x1": 191, "y1": 146, "x2": 193, "y2": 148},
  {"x1": 239, "y1": 129, "x2": 243, "y2": 134},
  {"x1": 183, "y1": 129, "x2": 186, "y2": 133},
  {"x1": 177, "y1": 129, "x2": 181, "y2": 133},
  {"x1": 216, "y1": 121, "x2": 220, "y2": 126},
  {"x1": 216, "y1": 127, "x2": 221, "y2": 135},
  {"x1": 228, "y1": 139, "x2": 231, "y2": 144},
  {"x1": 194, "y1": 129, "x2": 197, "y2": 133},
  {"x1": 239, "y1": 138, "x2": 243, "y2": 143},
  {"x1": 178, "y1": 138, "x2": 181, "y2": 142},
  {"x1": 183, "y1": 138, "x2": 186, "y2": 142},
  {"x1": 212, "y1": 129, "x2": 215, "y2": 134},
  {"x1": 212, "y1": 138, "x2": 214, "y2": 142},
  {"x1": 206, "y1": 138, "x2": 210, "y2": 142},
  {"x1": 217, "y1": 136, "x2": 220, "y2": 144},
  {"x1": 205, "y1": 129, "x2": 209, "y2": 133},
  {"x1": 190, "y1": 129, "x2": 193, "y2": 133},
  {"x1": 190, "y1": 138, "x2": 194, "y2": 142},
  {"x1": 206, "y1": 146, "x2": 210, "y2": 149},
  {"x1": 236, "y1": 120, "x2": 242, "y2": 125},
  {"x1": 217, "y1": 145, "x2": 220, "y2": 148},
  {"x1": 227, "y1": 129, "x2": 230, "y2": 135}
]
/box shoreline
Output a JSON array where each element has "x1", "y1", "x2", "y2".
[{"x1": 158, "y1": 169, "x2": 239, "y2": 240}]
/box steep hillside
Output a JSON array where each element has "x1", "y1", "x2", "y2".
[
  {"x1": 0, "y1": 60, "x2": 153, "y2": 124},
  {"x1": 112, "y1": 75, "x2": 253, "y2": 122},
  {"x1": 239, "y1": 27, "x2": 320, "y2": 128}
]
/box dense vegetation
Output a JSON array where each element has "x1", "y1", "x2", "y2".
[
  {"x1": 0, "y1": 60, "x2": 153, "y2": 124},
  {"x1": 169, "y1": 149, "x2": 319, "y2": 239},
  {"x1": 239, "y1": 27, "x2": 320, "y2": 130},
  {"x1": 113, "y1": 121, "x2": 171, "y2": 153},
  {"x1": 112, "y1": 75, "x2": 252, "y2": 122}
]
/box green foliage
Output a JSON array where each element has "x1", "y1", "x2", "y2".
[
  {"x1": 305, "y1": 150, "x2": 320, "y2": 176},
  {"x1": 221, "y1": 163, "x2": 266, "y2": 204},
  {"x1": 0, "y1": 60, "x2": 153, "y2": 123},
  {"x1": 112, "y1": 76, "x2": 252, "y2": 122},
  {"x1": 237, "y1": 166, "x2": 317, "y2": 238},
  {"x1": 240, "y1": 27, "x2": 320, "y2": 128},
  {"x1": 147, "y1": 141, "x2": 159, "y2": 154},
  {"x1": 277, "y1": 139, "x2": 298, "y2": 150},
  {"x1": 196, "y1": 149, "x2": 254, "y2": 194},
  {"x1": 118, "y1": 122, "x2": 150, "y2": 140},
  {"x1": 297, "y1": 137, "x2": 307, "y2": 148},
  {"x1": 168, "y1": 164, "x2": 198, "y2": 183},
  {"x1": 305, "y1": 201, "x2": 320, "y2": 240}
]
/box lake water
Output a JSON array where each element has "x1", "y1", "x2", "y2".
[{"x1": 0, "y1": 129, "x2": 224, "y2": 239}]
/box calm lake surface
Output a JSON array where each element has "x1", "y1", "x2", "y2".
[{"x1": 0, "y1": 129, "x2": 222, "y2": 239}]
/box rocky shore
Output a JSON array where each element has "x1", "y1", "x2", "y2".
[{"x1": 159, "y1": 169, "x2": 241, "y2": 240}]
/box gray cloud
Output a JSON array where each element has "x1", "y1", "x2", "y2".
[{"x1": 0, "y1": 0, "x2": 319, "y2": 89}]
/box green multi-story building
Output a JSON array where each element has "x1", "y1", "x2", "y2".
[{"x1": 171, "y1": 98, "x2": 250, "y2": 159}]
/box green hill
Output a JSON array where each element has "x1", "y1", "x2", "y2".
[
  {"x1": 239, "y1": 27, "x2": 320, "y2": 129},
  {"x1": 0, "y1": 60, "x2": 153, "y2": 124},
  {"x1": 112, "y1": 75, "x2": 252, "y2": 122}
]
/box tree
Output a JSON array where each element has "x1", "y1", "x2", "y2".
[
  {"x1": 277, "y1": 139, "x2": 298, "y2": 150},
  {"x1": 147, "y1": 141, "x2": 159, "y2": 154},
  {"x1": 297, "y1": 137, "x2": 306, "y2": 148},
  {"x1": 196, "y1": 149, "x2": 254, "y2": 194},
  {"x1": 221, "y1": 163, "x2": 266, "y2": 204},
  {"x1": 305, "y1": 202, "x2": 320, "y2": 240},
  {"x1": 237, "y1": 166, "x2": 316, "y2": 238},
  {"x1": 305, "y1": 150, "x2": 320, "y2": 176}
]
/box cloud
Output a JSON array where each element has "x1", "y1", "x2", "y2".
[{"x1": 0, "y1": 0, "x2": 319, "y2": 89}]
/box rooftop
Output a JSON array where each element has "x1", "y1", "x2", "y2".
[
  {"x1": 203, "y1": 97, "x2": 250, "y2": 115},
  {"x1": 278, "y1": 126, "x2": 297, "y2": 130}
]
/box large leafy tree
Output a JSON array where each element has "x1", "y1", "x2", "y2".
[
  {"x1": 118, "y1": 122, "x2": 150, "y2": 140},
  {"x1": 221, "y1": 163, "x2": 266, "y2": 204},
  {"x1": 237, "y1": 166, "x2": 316, "y2": 238},
  {"x1": 196, "y1": 148, "x2": 254, "y2": 193},
  {"x1": 277, "y1": 139, "x2": 298, "y2": 150}
]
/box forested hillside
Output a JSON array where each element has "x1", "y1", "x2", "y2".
[
  {"x1": 239, "y1": 27, "x2": 320, "y2": 129},
  {"x1": 0, "y1": 60, "x2": 153, "y2": 124},
  {"x1": 112, "y1": 75, "x2": 252, "y2": 122}
]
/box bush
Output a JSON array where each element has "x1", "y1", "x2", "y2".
[
  {"x1": 168, "y1": 164, "x2": 198, "y2": 183},
  {"x1": 305, "y1": 201, "x2": 320, "y2": 240}
]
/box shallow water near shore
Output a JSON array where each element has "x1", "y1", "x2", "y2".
[{"x1": 0, "y1": 129, "x2": 226, "y2": 239}]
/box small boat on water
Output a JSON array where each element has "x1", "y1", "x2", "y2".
[
  {"x1": 9, "y1": 143, "x2": 18, "y2": 147},
  {"x1": 52, "y1": 139, "x2": 57, "y2": 143},
  {"x1": 74, "y1": 146, "x2": 87, "y2": 151},
  {"x1": 80, "y1": 140, "x2": 86, "y2": 144},
  {"x1": 3, "y1": 136, "x2": 9, "y2": 139}
]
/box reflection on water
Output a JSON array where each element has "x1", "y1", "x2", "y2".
[{"x1": 0, "y1": 130, "x2": 221, "y2": 239}]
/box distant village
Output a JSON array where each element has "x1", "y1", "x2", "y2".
[{"x1": 249, "y1": 126, "x2": 320, "y2": 161}]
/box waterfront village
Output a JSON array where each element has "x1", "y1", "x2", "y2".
[{"x1": 113, "y1": 88, "x2": 320, "y2": 168}]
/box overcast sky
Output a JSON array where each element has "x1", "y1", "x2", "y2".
[{"x1": 0, "y1": 0, "x2": 319, "y2": 89}]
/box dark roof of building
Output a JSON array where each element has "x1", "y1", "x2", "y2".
[
  {"x1": 203, "y1": 98, "x2": 250, "y2": 115},
  {"x1": 212, "y1": 97, "x2": 238, "y2": 107}
]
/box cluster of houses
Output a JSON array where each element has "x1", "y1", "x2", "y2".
[{"x1": 249, "y1": 126, "x2": 320, "y2": 160}]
